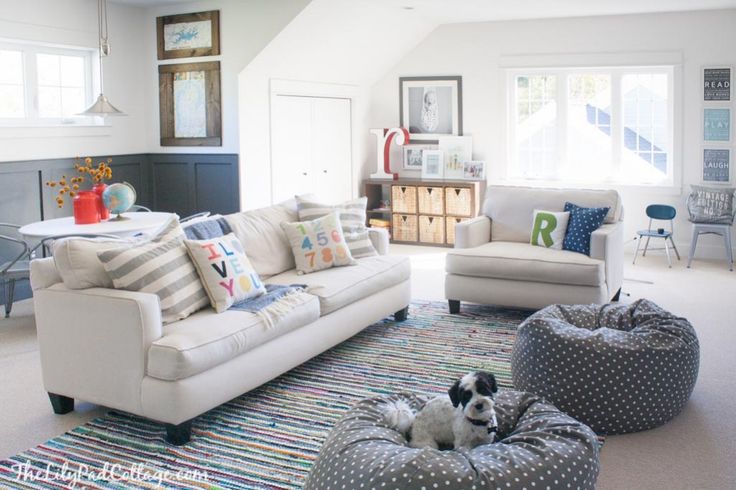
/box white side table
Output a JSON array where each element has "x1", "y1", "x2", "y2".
[{"x1": 19, "y1": 212, "x2": 174, "y2": 240}]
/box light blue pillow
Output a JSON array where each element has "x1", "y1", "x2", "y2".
[{"x1": 562, "y1": 202, "x2": 609, "y2": 255}]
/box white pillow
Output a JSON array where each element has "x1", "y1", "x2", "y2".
[
  {"x1": 184, "y1": 233, "x2": 266, "y2": 313},
  {"x1": 53, "y1": 237, "x2": 131, "y2": 289},
  {"x1": 280, "y1": 212, "x2": 356, "y2": 274},
  {"x1": 530, "y1": 210, "x2": 570, "y2": 250}
]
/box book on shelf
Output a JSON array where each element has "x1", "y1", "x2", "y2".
[{"x1": 369, "y1": 218, "x2": 390, "y2": 227}]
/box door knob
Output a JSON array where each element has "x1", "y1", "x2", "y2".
[{"x1": 302, "y1": 172, "x2": 308, "y2": 176}]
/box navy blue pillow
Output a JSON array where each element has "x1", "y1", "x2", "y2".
[{"x1": 562, "y1": 202, "x2": 610, "y2": 255}]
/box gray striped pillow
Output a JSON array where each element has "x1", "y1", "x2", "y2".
[
  {"x1": 295, "y1": 196, "x2": 377, "y2": 259},
  {"x1": 97, "y1": 216, "x2": 209, "y2": 324}
]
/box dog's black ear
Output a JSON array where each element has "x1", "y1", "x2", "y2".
[
  {"x1": 448, "y1": 380, "x2": 461, "y2": 407},
  {"x1": 479, "y1": 372, "x2": 498, "y2": 394}
]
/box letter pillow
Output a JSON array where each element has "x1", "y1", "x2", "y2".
[
  {"x1": 281, "y1": 211, "x2": 357, "y2": 274},
  {"x1": 184, "y1": 233, "x2": 266, "y2": 313},
  {"x1": 530, "y1": 210, "x2": 570, "y2": 250}
]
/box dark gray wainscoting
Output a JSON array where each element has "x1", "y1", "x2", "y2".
[{"x1": 0, "y1": 152, "x2": 239, "y2": 305}]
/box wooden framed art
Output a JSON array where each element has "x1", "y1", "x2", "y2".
[
  {"x1": 158, "y1": 61, "x2": 222, "y2": 147},
  {"x1": 400, "y1": 76, "x2": 462, "y2": 142},
  {"x1": 157, "y1": 10, "x2": 220, "y2": 60}
]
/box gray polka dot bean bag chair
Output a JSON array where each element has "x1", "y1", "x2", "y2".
[
  {"x1": 305, "y1": 391, "x2": 600, "y2": 490},
  {"x1": 511, "y1": 299, "x2": 699, "y2": 435}
]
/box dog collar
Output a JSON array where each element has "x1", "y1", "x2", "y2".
[{"x1": 466, "y1": 417, "x2": 498, "y2": 435}]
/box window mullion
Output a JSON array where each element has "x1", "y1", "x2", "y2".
[
  {"x1": 24, "y1": 48, "x2": 39, "y2": 120},
  {"x1": 610, "y1": 72, "x2": 623, "y2": 180},
  {"x1": 556, "y1": 71, "x2": 568, "y2": 179}
]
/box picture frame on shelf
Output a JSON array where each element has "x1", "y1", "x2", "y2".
[
  {"x1": 702, "y1": 148, "x2": 731, "y2": 183},
  {"x1": 439, "y1": 136, "x2": 472, "y2": 179},
  {"x1": 421, "y1": 150, "x2": 444, "y2": 179},
  {"x1": 158, "y1": 61, "x2": 222, "y2": 147},
  {"x1": 157, "y1": 10, "x2": 220, "y2": 60},
  {"x1": 403, "y1": 144, "x2": 436, "y2": 170},
  {"x1": 399, "y1": 76, "x2": 462, "y2": 142},
  {"x1": 463, "y1": 161, "x2": 486, "y2": 180},
  {"x1": 704, "y1": 108, "x2": 731, "y2": 142}
]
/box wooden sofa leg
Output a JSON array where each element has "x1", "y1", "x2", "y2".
[
  {"x1": 165, "y1": 420, "x2": 192, "y2": 446},
  {"x1": 393, "y1": 306, "x2": 409, "y2": 321},
  {"x1": 48, "y1": 393, "x2": 74, "y2": 414},
  {"x1": 448, "y1": 300, "x2": 461, "y2": 314},
  {"x1": 612, "y1": 288, "x2": 622, "y2": 302}
]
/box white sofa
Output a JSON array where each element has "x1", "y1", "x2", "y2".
[
  {"x1": 445, "y1": 185, "x2": 623, "y2": 312},
  {"x1": 29, "y1": 201, "x2": 411, "y2": 445}
]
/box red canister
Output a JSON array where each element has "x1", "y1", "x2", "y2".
[
  {"x1": 92, "y1": 183, "x2": 110, "y2": 220},
  {"x1": 73, "y1": 191, "x2": 100, "y2": 224}
]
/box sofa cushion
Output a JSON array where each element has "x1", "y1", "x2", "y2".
[
  {"x1": 53, "y1": 236, "x2": 131, "y2": 289},
  {"x1": 224, "y1": 202, "x2": 298, "y2": 278},
  {"x1": 483, "y1": 185, "x2": 622, "y2": 243},
  {"x1": 267, "y1": 255, "x2": 411, "y2": 315},
  {"x1": 446, "y1": 241, "x2": 604, "y2": 287},
  {"x1": 147, "y1": 294, "x2": 320, "y2": 381}
]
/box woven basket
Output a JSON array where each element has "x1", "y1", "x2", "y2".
[
  {"x1": 391, "y1": 186, "x2": 417, "y2": 214},
  {"x1": 445, "y1": 187, "x2": 472, "y2": 216},
  {"x1": 445, "y1": 217, "x2": 469, "y2": 245},
  {"x1": 419, "y1": 215, "x2": 445, "y2": 244},
  {"x1": 417, "y1": 186, "x2": 444, "y2": 215},
  {"x1": 392, "y1": 214, "x2": 418, "y2": 242}
]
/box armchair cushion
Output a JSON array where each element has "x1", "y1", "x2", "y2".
[{"x1": 446, "y1": 241, "x2": 604, "y2": 287}]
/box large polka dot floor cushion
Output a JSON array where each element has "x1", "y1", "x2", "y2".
[
  {"x1": 511, "y1": 299, "x2": 699, "y2": 435},
  {"x1": 305, "y1": 391, "x2": 600, "y2": 490}
]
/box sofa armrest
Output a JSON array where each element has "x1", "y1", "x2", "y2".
[
  {"x1": 454, "y1": 216, "x2": 492, "y2": 249},
  {"x1": 368, "y1": 227, "x2": 390, "y2": 255},
  {"x1": 590, "y1": 222, "x2": 624, "y2": 300},
  {"x1": 30, "y1": 257, "x2": 62, "y2": 290},
  {"x1": 34, "y1": 285, "x2": 163, "y2": 415}
]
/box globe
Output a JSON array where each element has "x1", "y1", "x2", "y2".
[{"x1": 102, "y1": 182, "x2": 137, "y2": 218}]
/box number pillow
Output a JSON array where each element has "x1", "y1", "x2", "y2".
[
  {"x1": 281, "y1": 212, "x2": 357, "y2": 274},
  {"x1": 184, "y1": 233, "x2": 266, "y2": 313},
  {"x1": 530, "y1": 210, "x2": 570, "y2": 250}
]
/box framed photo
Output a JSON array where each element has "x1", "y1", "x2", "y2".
[
  {"x1": 704, "y1": 108, "x2": 731, "y2": 142},
  {"x1": 439, "y1": 136, "x2": 472, "y2": 179},
  {"x1": 703, "y1": 67, "x2": 731, "y2": 101},
  {"x1": 158, "y1": 61, "x2": 222, "y2": 146},
  {"x1": 421, "y1": 150, "x2": 444, "y2": 179},
  {"x1": 400, "y1": 76, "x2": 462, "y2": 142},
  {"x1": 703, "y1": 148, "x2": 731, "y2": 183},
  {"x1": 157, "y1": 10, "x2": 220, "y2": 60},
  {"x1": 463, "y1": 161, "x2": 486, "y2": 180},
  {"x1": 403, "y1": 144, "x2": 435, "y2": 170}
]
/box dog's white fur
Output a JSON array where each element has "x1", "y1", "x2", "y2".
[{"x1": 383, "y1": 372, "x2": 498, "y2": 450}]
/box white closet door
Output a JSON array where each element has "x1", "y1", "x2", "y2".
[
  {"x1": 271, "y1": 94, "x2": 352, "y2": 204},
  {"x1": 311, "y1": 97, "x2": 352, "y2": 202},
  {"x1": 271, "y1": 95, "x2": 313, "y2": 203}
]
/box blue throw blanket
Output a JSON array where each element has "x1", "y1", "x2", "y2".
[
  {"x1": 231, "y1": 284, "x2": 308, "y2": 313},
  {"x1": 183, "y1": 217, "x2": 232, "y2": 240}
]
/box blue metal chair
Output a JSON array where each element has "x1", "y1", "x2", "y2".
[{"x1": 633, "y1": 204, "x2": 680, "y2": 268}]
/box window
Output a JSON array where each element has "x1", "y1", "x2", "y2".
[
  {"x1": 508, "y1": 66, "x2": 675, "y2": 186},
  {"x1": 0, "y1": 41, "x2": 95, "y2": 125}
]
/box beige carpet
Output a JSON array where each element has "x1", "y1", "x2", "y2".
[{"x1": 1, "y1": 247, "x2": 734, "y2": 489}]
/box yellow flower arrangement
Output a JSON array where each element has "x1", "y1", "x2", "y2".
[{"x1": 46, "y1": 156, "x2": 114, "y2": 208}]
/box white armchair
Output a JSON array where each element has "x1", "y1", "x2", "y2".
[{"x1": 445, "y1": 185, "x2": 624, "y2": 312}]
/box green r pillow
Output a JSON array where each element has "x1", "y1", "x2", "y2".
[{"x1": 530, "y1": 210, "x2": 570, "y2": 250}]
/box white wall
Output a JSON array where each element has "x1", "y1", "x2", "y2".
[
  {"x1": 238, "y1": 0, "x2": 436, "y2": 210},
  {"x1": 142, "y1": 0, "x2": 311, "y2": 155},
  {"x1": 370, "y1": 9, "x2": 736, "y2": 258},
  {"x1": 0, "y1": 0, "x2": 148, "y2": 161}
]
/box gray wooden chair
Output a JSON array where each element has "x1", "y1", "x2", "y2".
[{"x1": 0, "y1": 223, "x2": 30, "y2": 318}]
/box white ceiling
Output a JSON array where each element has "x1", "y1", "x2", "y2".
[
  {"x1": 111, "y1": 0, "x2": 736, "y2": 21},
  {"x1": 370, "y1": 0, "x2": 736, "y2": 23}
]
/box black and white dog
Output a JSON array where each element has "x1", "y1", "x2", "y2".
[{"x1": 384, "y1": 371, "x2": 499, "y2": 450}]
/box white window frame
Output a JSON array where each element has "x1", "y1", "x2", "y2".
[
  {"x1": 505, "y1": 60, "x2": 681, "y2": 189},
  {"x1": 0, "y1": 39, "x2": 99, "y2": 127}
]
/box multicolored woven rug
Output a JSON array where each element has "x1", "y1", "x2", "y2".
[{"x1": 0, "y1": 301, "x2": 529, "y2": 489}]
